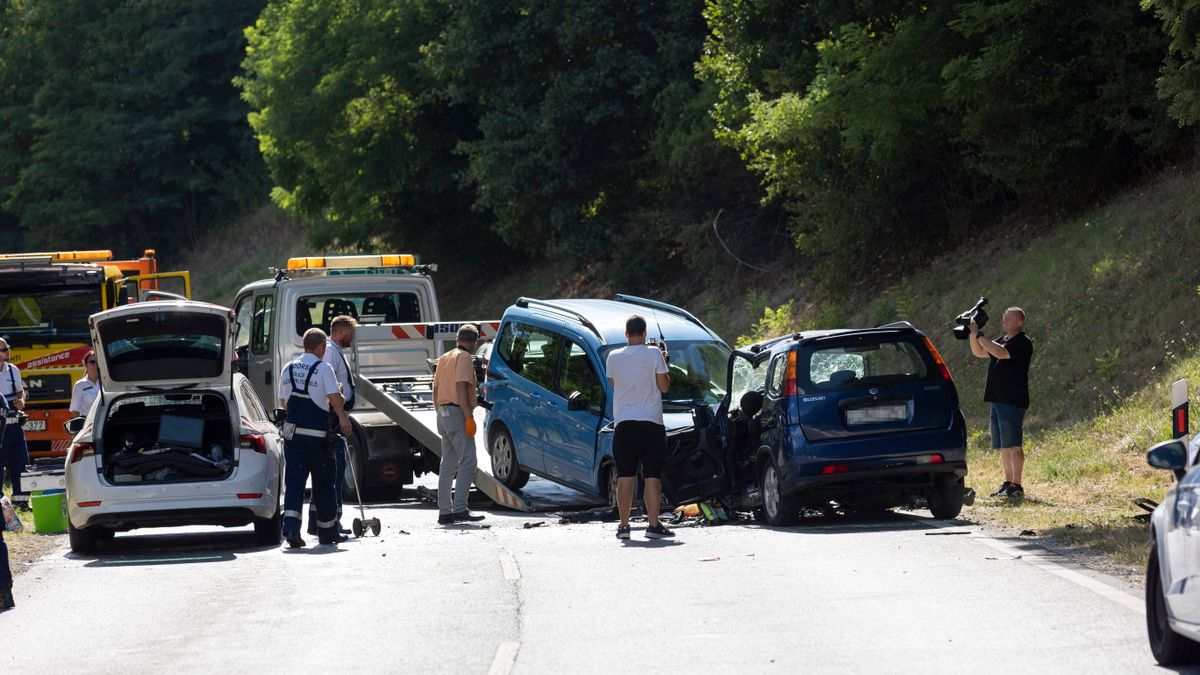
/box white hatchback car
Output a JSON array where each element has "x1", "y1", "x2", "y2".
[{"x1": 65, "y1": 300, "x2": 283, "y2": 552}]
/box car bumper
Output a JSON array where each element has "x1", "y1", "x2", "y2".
[{"x1": 778, "y1": 460, "x2": 968, "y2": 498}]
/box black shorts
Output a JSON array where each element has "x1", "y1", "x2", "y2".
[{"x1": 613, "y1": 420, "x2": 666, "y2": 479}]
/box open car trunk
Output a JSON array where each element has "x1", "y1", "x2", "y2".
[{"x1": 100, "y1": 392, "x2": 237, "y2": 484}]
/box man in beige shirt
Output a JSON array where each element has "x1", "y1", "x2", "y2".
[{"x1": 431, "y1": 324, "x2": 484, "y2": 525}]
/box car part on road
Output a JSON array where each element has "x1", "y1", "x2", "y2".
[{"x1": 345, "y1": 440, "x2": 381, "y2": 538}]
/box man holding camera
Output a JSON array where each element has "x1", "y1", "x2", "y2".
[{"x1": 969, "y1": 307, "x2": 1034, "y2": 500}]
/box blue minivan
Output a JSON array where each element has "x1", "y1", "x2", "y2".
[
  {"x1": 483, "y1": 297, "x2": 968, "y2": 524},
  {"x1": 481, "y1": 295, "x2": 731, "y2": 503}
]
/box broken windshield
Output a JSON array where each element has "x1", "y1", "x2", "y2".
[{"x1": 602, "y1": 339, "x2": 730, "y2": 405}]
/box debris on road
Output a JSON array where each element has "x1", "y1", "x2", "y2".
[
  {"x1": 523, "y1": 521, "x2": 547, "y2": 529},
  {"x1": 1019, "y1": 529, "x2": 1037, "y2": 536},
  {"x1": 924, "y1": 530, "x2": 970, "y2": 536},
  {"x1": 699, "y1": 555, "x2": 720, "y2": 562}
]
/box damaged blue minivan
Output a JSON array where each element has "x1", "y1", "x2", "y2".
[{"x1": 482, "y1": 296, "x2": 967, "y2": 524}]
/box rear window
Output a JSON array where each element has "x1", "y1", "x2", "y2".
[
  {"x1": 99, "y1": 312, "x2": 226, "y2": 382},
  {"x1": 295, "y1": 292, "x2": 421, "y2": 335},
  {"x1": 804, "y1": 340, "x2": 929, "y2": 391}
]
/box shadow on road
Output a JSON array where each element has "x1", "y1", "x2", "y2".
[{"x1": 67, "y1": 528, "x2": 277, "y2": 567}]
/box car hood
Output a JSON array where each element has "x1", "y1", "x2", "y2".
[{"x1": 90, "y1": 301, "x2": 234, "y2": 396}]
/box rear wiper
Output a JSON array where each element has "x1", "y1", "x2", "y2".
[{"x1": 135, "y1": 383, "x2": 200, "y2": 392}]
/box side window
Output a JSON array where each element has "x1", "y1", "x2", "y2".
[
  {"x1": 496, "y1": 322, "x2": 561, "y2": 391},
  {"x1": 233, "y1": 294, "x2": 253, "y2": 351},
  {"x1": 251, "y1": 294, "x2": 274, "y2": 356},
  {"x1": 729, "y1": 354, "x2": 771, "y2": 411},
  {"x1": 558, "y1": 341, "x2": 603, "y2": 409},
  {"x1": 767, "y1": 354, "x2": 787, "y2": 398},
  {"x1": 239, "y1": 381, "x2": 268, "y2": 421}
]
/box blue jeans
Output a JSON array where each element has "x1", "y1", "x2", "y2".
[
  {"x1": 282, "y1": 437, "x2": 338, "y2": 544},
  {"x1": 989, "y1": 403, "x2": 1026, "y2": 449},
  {"x1": 0, "y1": 526, "x2": 10, "y2": 590}
]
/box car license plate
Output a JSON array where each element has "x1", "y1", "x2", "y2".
[
  {"x1": 846, "y1": 404, "x2": 907, "y2": 424},
  {"x1": 23, "y1": 419, "x2": 46, "y2": 432}
]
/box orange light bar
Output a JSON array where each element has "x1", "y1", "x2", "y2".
[
  {"x1": 0, "y1": 250, "x2": 113, "y2": 263},
  {"x1": 287, "y1": 254, "x2": 416, "y2": 270}
]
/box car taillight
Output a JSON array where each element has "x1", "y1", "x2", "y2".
[
  {"x1": 240, "y1": 434, "x2": 267, "y2": 454},
  {"x1": 922, "y1": 336, "x2": 953, "y2": 382},
  {"x1": 821, "y1": 464, "x2": 850, "y2": 475},
  {"x1": 785, "y1": 350, "x2": 798, "y2": 396},
  {"x1": 917, "y1": 454, "x2": 944, "y2": 464},
  {"x1": 69, "y1": 441, "x2": 95, "y2": 464}
]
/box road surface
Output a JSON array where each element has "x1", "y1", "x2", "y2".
[{"x1": 0, "y1": 476, "x2": 1175, "y2": 673}]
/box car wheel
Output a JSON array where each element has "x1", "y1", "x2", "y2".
[
  {"x1": 68, "y1": 521, "x2": 99, "y2": 553},
  {"x1": 490, "y1": 426, "x2": 529, "y2": 490},
  {"x1": 254, "y1": 484, "x2": 283, "y2": 546},
  {"x1": 1147, "y1": 543, "x2": 1200, "y2": 665},
  {"x1": 760, "y1": 459, "x2": 799, "y2": 526},
  {"x1": 928, "y1": 475, "x2": 965, "y2": 520},
  {"x1": 604, "y1": 462, "x2": 620, "y2": 511}
]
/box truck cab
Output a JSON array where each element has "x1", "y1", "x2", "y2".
[{"x1": 231, "y1": 254, "x2": 441, "y2": 499}]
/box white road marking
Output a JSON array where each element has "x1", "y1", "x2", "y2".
[
  {"x1": 917, "y1": 517, "x2": 1145, "y2": 615},
  {"x1": 499, "y1": 548, "x2": 520, "y2": 581},
  {"x1": 488, "y1": 641, "x2": 521, "y2": 675}
]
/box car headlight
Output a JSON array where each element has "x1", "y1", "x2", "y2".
[{"x1": 1176, "y1": 485, "x2": 1200, "y2": 530}]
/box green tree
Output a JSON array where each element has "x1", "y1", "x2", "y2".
[
  {"x1": 238, "y1": 0, "x2": 491, "y2": 259},
  {"x1": 0, "y1": 0, "x2": 266, "y2": 254},
  {"x1": 1144, "y1": 0, "x2": 1200, "y2": 125}
]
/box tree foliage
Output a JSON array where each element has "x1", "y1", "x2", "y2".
[{"x1": 0, "y1": 0, "x2": 266, "y2": 255}]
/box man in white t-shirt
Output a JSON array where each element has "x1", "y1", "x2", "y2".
[{"x1": 605, "y1": 315, "x2": 674, "y2": 540}]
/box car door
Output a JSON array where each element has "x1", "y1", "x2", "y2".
[
  {"x1": 660, "y1": 350, "x2": 761, "y2": 504},
  {"x1": 1165, "y1": 466, "x2": 1200, "y2": 622},
  {"x1": 247, "y1": 291, "x2": 276, "y2": 408},
  {"x1": 541, "y1": 337, "x2": 605, "y2": 489},
  {"x1": 487, "y1": 321, "x2": 563, "y2": 475},
  {"x1": 232, "y1": 293, "x2": 253, "y2": 377}
]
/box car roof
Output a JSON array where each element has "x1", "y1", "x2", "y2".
[
  {"x1": 505, "y1": 298, "x2": 721, "y2": 346},
  {"x1": 746, "y1": 323, "x2": 927, "y2": 354}
]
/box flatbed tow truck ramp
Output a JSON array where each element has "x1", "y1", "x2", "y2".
[{"x1": 352, "y1": 322, "x2": 533, "y2": 512}]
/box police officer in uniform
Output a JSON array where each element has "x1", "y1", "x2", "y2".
[
  {"x1": 69, "y1": 349, "x2": 101, "y2": 418},
  {"x1": 0, "y1": 390, "x2": 14, "y2": 611},
  {"x1": 0, "y1": 338, "x2": 29, "y2": 509},
  {"x1": 277, "y1": 328, "x2": 352, "y2": 549},
  {"x1": 309, "y1": 315, "x2": 356, "y2": 535}
]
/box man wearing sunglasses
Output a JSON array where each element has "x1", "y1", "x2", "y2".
[
  {"x1": 0, "y1": 338, "x2": 28, "y2": 510},
  {"x1": 69, "y1": 349, "x2": 101, "y2": 418}
]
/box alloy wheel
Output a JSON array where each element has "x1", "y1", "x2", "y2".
[
  {"x1": 764, "y1": 465, "x2": 781, "y2": 520},
  {"x1": 492, "y1": 433, "x2": 513, "y2": 481}
]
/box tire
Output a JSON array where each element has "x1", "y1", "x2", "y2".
[
  {"x1": 928, "y1": 475, "x2": 965, "y2": 520},
  {"x1": 1147, "y1": 543, "x2": 1200, "y2": 665},
  {"x1": 345, "y1": 426, "x2": 404, "y2": 503},
  {"x1": 490, "y1": 426, "x2": 529, "y2": 490},
  {"x1": 604, "y1": 461, "x2": 620, "y2": 510},
  {"x1": 68, "y1": 521, "x2": 99, "y2": 553},
  {"x1": 253, "y1": 486, "x2": 282, "y2": 546},
  {"x1": 760, "y1": 458, "x2": 799, "y2": 526}
]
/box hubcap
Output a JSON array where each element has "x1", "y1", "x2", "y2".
[
  {"x1": 493, "y1": 434, "x2": 512, "y2": 480},
  {"x1": 764, "y1": 466, "x2": 780, "y2": 519}
]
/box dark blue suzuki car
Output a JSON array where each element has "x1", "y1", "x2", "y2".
[{"x1": 663, "y1": 322, "x2": 968, "y2": 525}]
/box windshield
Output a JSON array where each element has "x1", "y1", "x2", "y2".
[
  {"x1": 98, "y1": 311, "x2": 227, "y2": 382},
  {"x1": 602, "y1": 339, "x2": 730, "y2": 405},
  {"x1": 0, "y1": 288, "x2": 101, "y2": 345}
]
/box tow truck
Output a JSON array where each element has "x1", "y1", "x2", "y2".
[
  {"x1": 0, "y1": 249, "x2": 190, "y2": 458},
  {"x1": 231, "y1": 254, "x2": 523, "y2": 505}
]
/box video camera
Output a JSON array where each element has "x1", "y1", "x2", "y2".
[{"x1": 952, "y1": 297, "x2": 989, "y2": 340}]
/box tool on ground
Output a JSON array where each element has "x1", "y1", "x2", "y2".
[{"x1": 343, "y1": 439, "x2": 381, "y2": 537}]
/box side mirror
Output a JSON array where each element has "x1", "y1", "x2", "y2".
[
  {"x1": 1148, "y1": 438, "x2": 1188, "y2": 474},
  {"x1": 567, "y1": 391, "x2": 590, "y2": 411},
  {"x1": 64, "y1": 416, "x2": 86, "y2": 435}
]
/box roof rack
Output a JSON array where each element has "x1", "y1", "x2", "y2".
[
  {"x1": 876, "y1": 321, "x2": 915, "y2": 330},
  {"x1": 612, "y1": 294, "x2": 723, "y2": 342},
  {"x1": 515, "y1": 298, "x2": 605, "y2": 342}
]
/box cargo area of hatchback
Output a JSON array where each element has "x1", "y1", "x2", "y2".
[{"x1": 100, "y1": 392, "x2": 236, "y2": 484}]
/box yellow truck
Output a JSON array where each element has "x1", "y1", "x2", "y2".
[{"x1": 0, "y1": 249, "x2": 189, "y2": 459}]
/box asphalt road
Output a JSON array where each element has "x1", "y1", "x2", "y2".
[{"x1": 0, "y1": 475, "x2": 1181, "y2": 674}]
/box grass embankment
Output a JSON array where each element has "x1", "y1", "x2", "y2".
[{"x1": 753, "y1": 169, "x2": 1200, "y2": 567}]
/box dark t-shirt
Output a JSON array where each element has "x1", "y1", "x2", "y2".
[{"x1": 983, "y1": 332, "x2": 1033, "y2": 409}]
